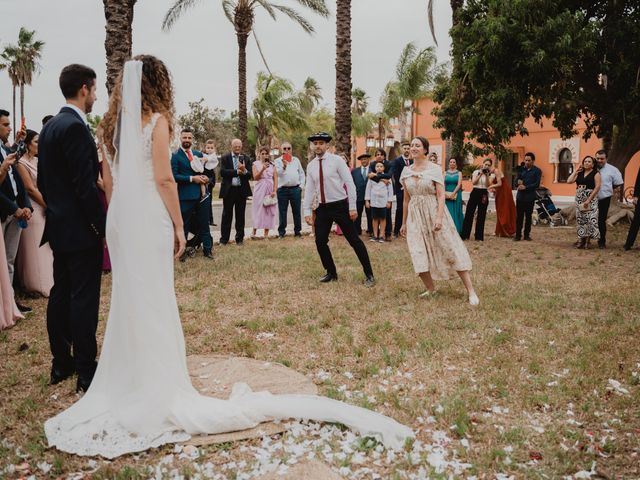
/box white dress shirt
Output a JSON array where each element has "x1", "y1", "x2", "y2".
[
  {"x1": 365, "y1": 178, "x2": 394, "y2": 208},
  {"x1": 275, "y1": 156, "x2": 305, "y2": 188},
  {"x1": 597, "y1": 163, "x2": 623, "y2": 200},
  {"x1": 304, "y1": 152, "x2": 356, "y2": 216},
  {"x1": 64, "y1": 103, "x2": 88, "y2": 125}
]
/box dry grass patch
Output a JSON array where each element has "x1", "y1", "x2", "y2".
[{"x1": 1, "y1": 215, "x2": 639, "y2": 478}]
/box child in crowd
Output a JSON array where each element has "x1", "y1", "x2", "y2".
[{"x1": 365, "y1": 161, "x2": 394, "y2": 242}]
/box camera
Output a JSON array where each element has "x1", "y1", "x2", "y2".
[
  {"x1": 15, "y1": 141, "x2": 27, "y2": 160},
  {"x1": 481, "y1": 167, "x2": 490, "y2": 174}
]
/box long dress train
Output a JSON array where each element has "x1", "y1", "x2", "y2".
[{"x1": 44, "y1": 61, "x2": 412, "y2": 459}]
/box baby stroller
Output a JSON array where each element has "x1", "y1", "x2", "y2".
[{"x1": 533, "y1": 187, "x2": 562, "y2": 226}]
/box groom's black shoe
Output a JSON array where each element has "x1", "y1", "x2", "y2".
[
  {"x1": 319, "y1": 272, "x2": 338, "y2": 283},
  {"x1": 76, "y1": 375, "x2": 93, "y2": 393},
  {"x1": 203, "y1": 251, "x2": 214, "y2": 259},
  {"x1": 50, "y1": 366, "x2": 75, "y2": 385}
]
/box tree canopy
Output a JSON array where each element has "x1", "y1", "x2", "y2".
[{"x1": 433, "y1": 0, "x2": 640, "y2": 171}]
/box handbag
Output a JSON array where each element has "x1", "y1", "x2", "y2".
[{"x1": 263, "y1": 195, "x2": 278, "y2": 207}]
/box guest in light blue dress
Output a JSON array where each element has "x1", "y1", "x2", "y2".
[{"x1": 444, "y1": 158, "x2": 463, "y2": 234}]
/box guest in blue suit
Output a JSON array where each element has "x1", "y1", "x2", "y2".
[
  {"x1": 352, "y1": 153, "x2": 373, "y2": 236},
  {"x1": 171, "y1": 128, "x2": 213, "y2": 259}
]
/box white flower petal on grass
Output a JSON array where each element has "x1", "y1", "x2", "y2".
[{"x1": 606, "y1": 379, "x2": 630, "y2": 395}]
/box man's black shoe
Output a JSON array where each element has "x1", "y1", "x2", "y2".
[
  {"x1": 364, "y1": 275, "x2": 376, "y2": 288},
  {"x1": 50, "y1": 366, "x2": 75, "y2": 385},
  {"x1": 598, "y1": 243, "x2": 606, "y2": 249},
  {"x1": 203, "y1": 251, "x2": 214, "y2": 259},
  {"x1": 76, "y1": 376, "x2": 93, "y2": 393},
  {"x1": 294, "y1": 233, "x2": 302, "y2": 238},
  {"x1": 513, "y1": 237, "x2": 521, "y2": 241},
  {"x1": 524, "y1": 237, "x2": 532, "y2": 241},
  {"x1": 319, "y1": 273, "x2": 338, "y2": 283},
  {"x1": 16, "y1": 302, "x2": 32, "y2": 313}
]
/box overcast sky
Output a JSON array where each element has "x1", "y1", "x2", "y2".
[{"x1": 0, "y1": 0, "x2": 452, "y2": 129}]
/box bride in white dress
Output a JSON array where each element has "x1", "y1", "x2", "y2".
[{"x1": 44, "y1": 56, "x2": 413, "y2": 458}]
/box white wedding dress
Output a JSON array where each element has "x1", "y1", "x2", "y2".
[{"x1": 44, "y1": 61, "x2": 413, "y2": 459}]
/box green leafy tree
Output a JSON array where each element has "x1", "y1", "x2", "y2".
[
  {"x1": 299, "y1": 77, "x2": 323, "y2": 116},
  {"x1": 178, "y1": 99, "x2": 239, "y2": 153},
  {"x1": 87, "y1": 114, "x2": 102, "y2": 137},
  {"x1": 162, "y1": 0, "x2": 329, "y2": 149},
  {"x1": 381, "y1": 42, "x2": 440, "y2": 141},
  {"x1": 1, "y1": 27, "x2": 45, "y2": 134},
  {"x1": 251, "y1": 72, "x2": 308, "y2": 151},
  {"x1": 350, "y1": 88, "x2": 375, "y2": 162},
  {"x1": 433, "y1": 0, "x2": 640, "y2": 173}
]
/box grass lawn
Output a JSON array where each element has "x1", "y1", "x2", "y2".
[{"x1": 1, "y1": 215, "x2": 639, "y2": 479}]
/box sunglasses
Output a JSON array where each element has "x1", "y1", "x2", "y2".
[{"x1": 282, "y1": 147, "x2": 291, "y2": 150}]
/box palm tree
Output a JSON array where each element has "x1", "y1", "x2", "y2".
[
  {"x1": 1, "y1": 28, "x2": 44, "y2": 135},
  {"x1": 251, "y1": 72, "x2": 307, "y2": 150},
  {"x1": 103, "y1": 0, "x2": 137, "y2": 95},
  {"x1": 334, "y1": 0, "x2": 352, "y2": 156},
  {"x1": 299, "y1": 77, "x2": 323, "y2": 115},
  {"x1": 162, "y1": 0, "x2": 329, "y2": 148},
  {"x1": 381, "y1": 42, "x2": 439, "y2": 140},
  {"x1": 0, "y1": 48, "x2": 20, "y2": 137},
  {"x1": 350, "y1": 88, "x2": 374, "y2": 165}
]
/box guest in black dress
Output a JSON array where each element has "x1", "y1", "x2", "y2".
[{"x1": 566, "y1": 155, "x2": 601, "y2": 249}]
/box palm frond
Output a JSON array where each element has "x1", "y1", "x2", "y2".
[
  {"x1": 396, "y1": 42, "x2": 417, "y2": 80},
  {"x1": 251, "y1": 0, "x2": 277, "y2": 20},
  {"x1": 271, "y1": 4, "x2": 314, "y2": 33},
  {"x1": 291, "y1": 0, "x2": 329, "y2": 17},
  {"x1": 252, "y1": 29, "x2": 273, "y2": 75},
  {"x1": 222, "y1": 0, "x2": 237, "y2": 23},
  {"x1": 162, "y1": 0, "x2": 203, "y2": 31},
  {"x1": 427, "y1": 0, "x2": 438, "y2": 46}
]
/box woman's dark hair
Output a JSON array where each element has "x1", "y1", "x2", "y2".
[
  {"x1": 24, "y1": 129, "x2": 38, "y2": 147},
  {"x1": 483, "y1": 158, "x2": 493, "y2": 166},
  {"x1": 259, "y1": 147, "x2": 270, "y2": 155},
  {"x1": 59, "y1": 64, "x2": 97, "y2": 99},
  {"x1": 413, "y1": 136, "x2": 429, "y2": 154},
  {"x1": 375, "y1": 148, "x2": 386, "y2": 159}
]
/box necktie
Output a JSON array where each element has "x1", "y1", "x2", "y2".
[
  {"x1": 318, "y1": 157, "x2": 326, "y2": 204},
  {"x1": 405, "y1": 158, "x2": 409, "y2": 166},
  {"x1": 233, "y1": 155, "x2": 238, "y2": 170},
  {"x1": 362, "y1": 167, "x2": 366, "y2": 179},
  {"x1": 186, "y1": 150, "x2": 193, "y2": 162}
]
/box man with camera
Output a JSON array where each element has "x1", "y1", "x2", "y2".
[{"x1": 0, "y1": 109, "x2": 33, "y2": 313}]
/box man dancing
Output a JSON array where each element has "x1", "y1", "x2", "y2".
[{"x1": 303, "y1": 132, "x2": 375, "y2": 287}]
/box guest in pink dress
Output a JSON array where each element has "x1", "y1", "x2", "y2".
[
  {"x1": 0, "y1": 231, "x2": 22, "y2": 329},
  {"x1": 16, "y1": 130, "x2": 54, "y2": 297},
  {"x1": 251, "y1": 148, "x2": 278, "y2": 239}
]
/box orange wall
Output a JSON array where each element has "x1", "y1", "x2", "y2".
[{"x1": 412, "y1": 98, "x2": 640, "y2": 196}]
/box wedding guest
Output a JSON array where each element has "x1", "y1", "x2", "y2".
[
  {"x1": 368, "y1": 148, "x2": 392, "y2": 240},
  {"x1": 171, "y1": 128, "x2": 213, "y2": 259},
  {"x1": 623, "y1": 166, "x2": 640, "y2": 251},
  {"x1": 400, "y1": 137, "x2": 478, "y2": 305},
  {"x1": 275, "y1": 142, "x2": 305, "y2": 238},
  {"x1": 461, "y1": 159, "x2": 493, "y2": 241},
  {"x1": 594, "y1": 149, "x2": 623, "y2": 249},
  {"x1": 202, "y1": 139, "x2": 218, "y2": 226},
  {"x1": 365, "y1": 161, "x2": 394, "y2": 242},
  {"x1": 489, "y1": 161, "x2": 516, "y2": 237},
  {"x1": 16, "y1": 129, "x2": 54, "y2": 296},
  {"x1": 444, "y1": 158, "x2": 463, "y2": 234},
  {"x1": 389, "y1": 141, "x2": 412, "y2": 237},
  {"x1": 42, "y1": 115, "x2": 54, "y2": 126},
  {"x1": 428, "y1": 152, "x2": 439, "y2": 164},
  {"x1": 566, "y1": 155, "x2": 601, "y2": 249},
  {"x1": 219, "y1": 138, "x2": 252, "y2": 245},
  {"x1": 303, "y1": 132, "x2": 375, "y2": 287},
  {"x1": 352, "y1": 153, "x2": 373, "y2": 236},
  {"x1": 0, "y1": 109, "x2": 33, "y2": 313},
  {"x1": 251, "y1": 148, "x2": 278, "y2": 239},
  {"x1": 514, "y1": 152, "x2": 541, "y2": 241}
]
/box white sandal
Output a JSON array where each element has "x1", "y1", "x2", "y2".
[
  {"x1": 419, "y1": 290, "x2": 437, "y2": 299},
  {"x1": 468, "y1": 294, "x2": 480, "y2": 306}
]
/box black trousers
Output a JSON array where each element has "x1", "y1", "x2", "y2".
[
  {"x1": 461, "y1": 188, "x2": 489, "y2": 240},
  {"x1": 624, "y1": 203, "x2": 640, "y2": 249},
  {"x1": 394, "y1": 191, "x2": 405, "y2": 236},
  {"x1": 315, "y1": 200, "x2": 373, "y2": 277},
  {"x1": 181, "y1": 198, "x2": 213, "y2": 253},
  {"x1": 598, "y1": 196, "x2": 612, "y2": 246},
  {"x1": 47, "y1": 244, "x2": 103, "y2": 378},
  {"x1": 515, "y1": 199, "x2": 535, "y2": 239},
  {"x1": 220, "y1": 187, "x2": 247, "y2": 243},
  {"x1": 355, "y1": 200, "x2": 372, "y2": 235},
  {"x1": 384, "y1": 206, "x2": 392, "y2": 237}
]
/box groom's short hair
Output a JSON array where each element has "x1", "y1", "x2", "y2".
[{"x1": 59, "y1": 64, "x2": 96, "y2": 99}]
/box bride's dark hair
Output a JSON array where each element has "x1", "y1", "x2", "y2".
[{"x1": 98, "y1": 54, "x2": 175, "y2": 156}]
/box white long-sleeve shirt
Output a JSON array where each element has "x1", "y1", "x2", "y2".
[
  {"x1": 365, "y1": 178, "x2": 394, "y2": 208},
  {"x1": 303, "y1": 153, "x2": 356, "y2": 216},
  {"x1": 275, "y1": 156, "x2": 305, "y2": 188}
]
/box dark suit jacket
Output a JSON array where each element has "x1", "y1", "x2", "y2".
[
  {"x1": 171, "y1": 148, "x2": 204, "y2": 202},
  {"x1": 515, "y1": 165, "x2": 542, "y2": 203},
  {"x1": 634, "y1": 166, "x2": 640, "y2": 197},
  {"x1": 219, "y1": 153, "x2": 252, "y2": 198},
  {"x1": 390, "y1": 156, "x2": 413, "y2": 195},
  {"x1": 37, "y1": 107, "x2": 106, "y2": 252},
  {"x1": 351, "y1": 166, "x2": 369, "y2": 202},
  {"x1": 0, "y1": 146, "x2": 32, "y2": 222}
]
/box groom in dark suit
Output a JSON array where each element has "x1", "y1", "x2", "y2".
[
  {"x1": 37, "y1": 64, "x2": 106, "y2": 392},
  {"x1": 170, "y1": 128, "x2": 213, "y2": 259},
  {"x1": 219, "y1": 138, "x2": 252, "y2": 245}
]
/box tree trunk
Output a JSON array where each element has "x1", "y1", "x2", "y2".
[
  {"x1": 449, "y1": 0, "x2": 465, "y2": 166},
  {"x1": 237, "y1": 32, "x2": 249, "y2": 149},
  {"x1": 607, "y1": 122, "x2": 640, "y2": 187},
  {"x1": 11, "y1": 85, "x2": 16, "y2": 142},
  {"x1": 103, "y1": 0, "x2": 136, "y2": 95},
  {"x1": 19, "y1": 83, "x2": 24, "y2": 124},
  {"x1": 335, "y1": 0, "x2": 352, "y2": 156}
]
